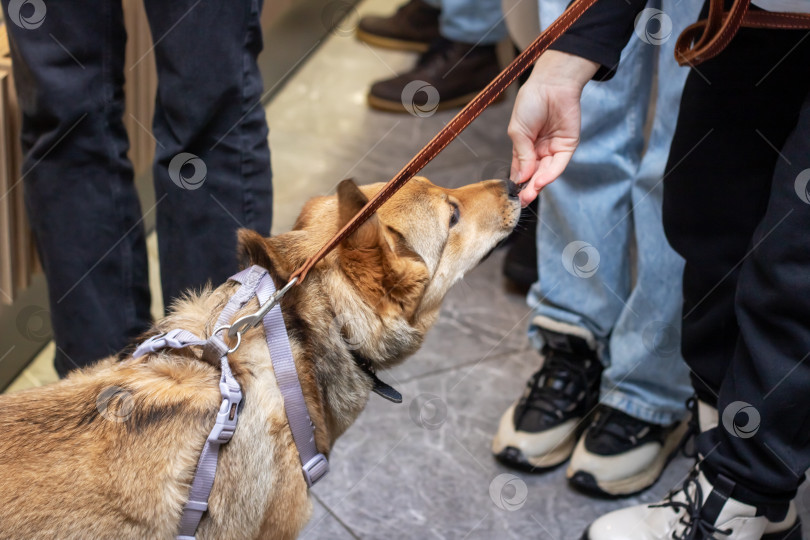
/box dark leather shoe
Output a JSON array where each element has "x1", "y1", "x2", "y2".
[
  {"x1": 368, "y1": 37, "x2": 502, "y2": 113},
  {"x1": 356, "y1": 0, "x2": 440, "y2": 53}
]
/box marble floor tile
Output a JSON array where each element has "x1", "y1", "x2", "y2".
[{"x1": 300, "y1": 495, "x2": 358, "y2": 539}]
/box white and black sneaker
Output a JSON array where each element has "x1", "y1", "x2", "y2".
[
  {"x1": 567, "y1": 405, "x2": 689, "y2": 497},
  {"x1": 492, "y1": 325, "x2": 602, "y2": 470},
  {"x1": 582, "y1": 467, "x2": 768, "y2": 540}
]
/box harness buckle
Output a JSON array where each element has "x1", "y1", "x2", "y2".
[
  {"x1": 302, "y1": 453, "x2": 329, "y2": 487},
  {"x1": 132, "y1": 329, "x2": 188, "y2": 359},
  {"x1": 208, "y1": 378, "x2": 243, "y2": 444}
]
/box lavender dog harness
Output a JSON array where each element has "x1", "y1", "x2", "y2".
[{"x1": 132, "y1": 265, "x2": 328, "y2": 539}]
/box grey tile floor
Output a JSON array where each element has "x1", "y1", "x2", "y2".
[{"x1": 266, "y1": 1, "x2": 805, "y2": 539}]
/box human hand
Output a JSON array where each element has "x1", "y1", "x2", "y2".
[{"x1": 508, "y1": 50, "x2": 599, "y2": 206}]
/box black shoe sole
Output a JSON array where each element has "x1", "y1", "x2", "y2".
[
  {"x1": 568, "y1": 469, "x2": 670, "y2": 500},
  {"x1": 493, "y1": 445, "x2": 568, "y2": 474},
  {"x1": 568, "y1": 471, "x2": 620, "y2": 499}
]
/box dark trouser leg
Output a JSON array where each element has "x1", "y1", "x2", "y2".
[
  {"x1": 3, "y1": 0, "x2": 151, "y2": 375},
  {"x1": 664, "y1": 26, "x2": 810, "y2": 518},
  {"x1": 702, "y1": 88, "x2": 810, "y2": 519},
  {"x1": 142, "y1": 0, "x2": 273, "y2": 308},
  {"x1": 663, "y1": 26, "x2": 810, "y2": 405}
]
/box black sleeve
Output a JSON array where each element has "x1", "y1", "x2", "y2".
[{"x1": 548, "y1": 0, "x2": 649, "y2": 80}]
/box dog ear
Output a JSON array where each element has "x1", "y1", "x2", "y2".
[
  {"x1": 335, "y1": 179, "x2": 430, "y2": 312},
  {"x1": 236, "y1": 229, "x2": 276, "y2": 271},
  {"x1": 337, "y1": 179, "x2": 381, "y2": 248}
]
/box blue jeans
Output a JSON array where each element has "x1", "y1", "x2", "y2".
[
  {"x1": 4, "y1": 0, "x2": 272, "y2": 376},
  {"x1": 423, "y1": 0, "x2": 507, "y2": 45},
  {"x1": 527, "y1": 0, "x2": 702, "y2": 425}
]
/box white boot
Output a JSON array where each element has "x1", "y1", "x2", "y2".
[
  {"x1": 583, "y1": 468, "x2": 767, "y2": 540},
  {"x1": 697, "y1": 399, "x2": 718, "y2": 432},
  {"x1": 693, "y1": 400, "x2": 802, "y2": 540}
]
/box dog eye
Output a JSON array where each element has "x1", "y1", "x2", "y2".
[{"x1": 449, "y1": 203, "x2": 460, "y2": 228}]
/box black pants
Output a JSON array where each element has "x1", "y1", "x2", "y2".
[
  {"x1": 663, "y1": 24, "x2": 810, "y2": 518},
  {"x1": 4, "y1": 0, "x2": 273, "y2": 375}
]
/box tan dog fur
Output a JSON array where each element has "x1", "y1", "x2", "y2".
[{"x1": 0, "y1": 177, "x2": 520, "y2": 539}]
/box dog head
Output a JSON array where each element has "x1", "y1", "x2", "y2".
[{"x1": 238, "y1": 177, "x2": 520, "y2": 370}]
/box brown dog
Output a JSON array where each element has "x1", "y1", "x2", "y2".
[{"x1": 0, "y1": 177, "x2": 520, "y2": 539}]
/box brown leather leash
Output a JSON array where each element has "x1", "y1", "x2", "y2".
[
  {"x1": 675, "y1": 0, "x2": 810, "y2": 66},
  {"x1": 289, "y1": 0, "x2": 810, "y2": 285}
]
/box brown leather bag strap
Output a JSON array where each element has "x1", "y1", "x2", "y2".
[
  {"x1": 738, "y1": 9, "x2": 810, "y2": 28},
  {"x1": 289, "y1": 0, "x2": 600, "y2": 284},
  {"x1": 675, "y1": 0, "x2": 810, "y2": 66},
  {"x1": 676, "y1": 0, "x2": 751, "y2": 65}
]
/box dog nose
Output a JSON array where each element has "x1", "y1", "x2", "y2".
[{"x1": 503, "y1": 179, "x2": 521, "y2": 199}]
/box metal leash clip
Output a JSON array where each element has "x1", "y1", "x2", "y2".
[
  {"x1": 226, "y1": 277, "x2": 298, "y2": 342},
  {"x1": 211, "y1": 325, "x2": 242, "y2": 354}
]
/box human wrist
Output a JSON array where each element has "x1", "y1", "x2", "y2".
[{"x1": 530, "y1": 50, "x2": 599, "y2": 91}]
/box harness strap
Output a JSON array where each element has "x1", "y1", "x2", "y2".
[
  {"x1": 132, "y1": 265, "x2": 327, "y2": 539},
  {"x1": 256, "y1": 275, "x2": 329, "y2": 486},
  {"x1": 175, "y1": 266, "x2": 267, "y2": 539},
  {"x1": 133, "y1": 328, "x2": 209, "y2": 358}
]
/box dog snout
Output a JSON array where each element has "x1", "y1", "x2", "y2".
[{"x1": 502, "y1": 179, "x2": 521, "y2": 200}]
